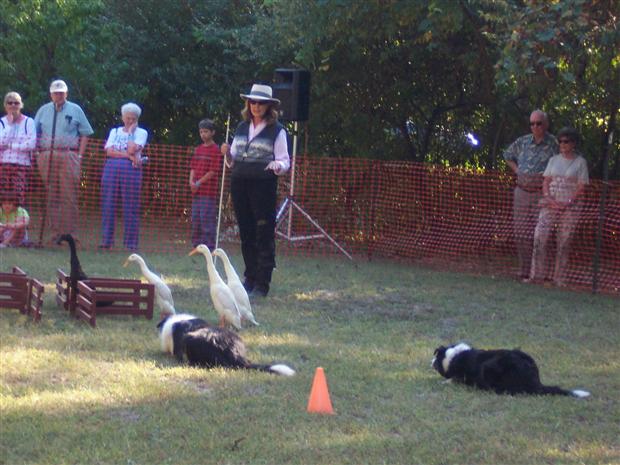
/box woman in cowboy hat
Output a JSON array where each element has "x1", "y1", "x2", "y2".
[{"x1": 221, "y1": 83, "x2": 290, "y2": 298}]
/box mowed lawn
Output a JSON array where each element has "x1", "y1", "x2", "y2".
[{"x1": 0, "y1": 246, "x2": 618, "y2": 465}]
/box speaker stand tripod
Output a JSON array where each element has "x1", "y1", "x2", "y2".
[{"x1": 276, "y1": 122, "x2": 352, "y2": 260}]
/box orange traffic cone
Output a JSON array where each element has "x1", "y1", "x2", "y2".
[{"x1": 307, "y1": 367, "x2": 334, "y2": 414}]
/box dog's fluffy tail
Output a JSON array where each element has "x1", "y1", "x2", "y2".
[
  {"x1": 249, "y1": 363, "x2": 296, "y2": 376},
  {"x1": 539, "y1": 385, "x2": 590, "y2": 398}
]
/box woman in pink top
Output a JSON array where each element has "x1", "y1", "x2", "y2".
[{"x1": 0, "y1": 92, "x2": 36, "y2": 205}]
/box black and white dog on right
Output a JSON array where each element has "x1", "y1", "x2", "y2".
[
  {"x1": 431, "y1": 343, "x2": 590, "y2": 398},
  {"x1": 157, "y1": 314, "x2": 295, "y2": 376}
]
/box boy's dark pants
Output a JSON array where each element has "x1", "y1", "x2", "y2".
[
  {"x1": 230, "y1": 176, "x2": 277, "y2": 291},
  {"x1": 191, "y1": 195, "x2": 217, "y2": 248}
]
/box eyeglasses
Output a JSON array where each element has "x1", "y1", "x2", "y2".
[
  {"x1": 529, "y1": 121, "x2": 543, "y2": 126},
  {"x1": 248, "y1": 100, "x2": 267, "y2": 106},
  {"x1": 558, "y1": 139, "x2": 574, "y2": 144},
  {"x1": 5, "y1": 101, "x2": 20, "y2": 106}
]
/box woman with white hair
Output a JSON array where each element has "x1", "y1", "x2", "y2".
[
  {"x1": 100, "y1": 102, "x2": 148, "y2": 250},
  {"x1": 0, "y1": 92, "x2": 36, "y2": 205}
]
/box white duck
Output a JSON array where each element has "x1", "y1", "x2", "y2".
[
  {"x1": 212, "y1": 248, "x2": 259, "y2": 326},
  {"x1": 189, "y1": 244, "x2": 242, "y2": 330},
  {"x1": 124, "y1": 253, "x2": 176, "y2": 316}
]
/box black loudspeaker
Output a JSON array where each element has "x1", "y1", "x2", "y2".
[{"x1": 272, "y1": 68, "x2": 310, "y2": 122}]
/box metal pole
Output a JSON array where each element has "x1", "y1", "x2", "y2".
[
  {"x1": 273, "y1": 120, "x2": 352, "y2": 260},
  {"x1": 592, "y1": 127, "x2": 613, "y2": 293},
  {"x1": 214, "y1": 113, "x2": 231, "y2": 259},
  {"x1": 287, "y1": 121, "x2": 298, "y2": 238}
]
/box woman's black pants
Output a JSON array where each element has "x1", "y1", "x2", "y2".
[{"x1": 230, "y1": 175, "x2": 278, "y2": 290}]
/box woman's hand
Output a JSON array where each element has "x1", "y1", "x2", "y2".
[
  {"x1": 540, "y1": 195, "x2": 560, "y2": 210},
  {"x1": 550, "y1": 198, "x2": 570, "y2": 210},
  {"x1": 221, "y1": 143, "x2": 233, "y2": 168},
  {"x1": 127, "y1": 141, "x2": 137, "y2": 156},
  {"x1": 265, "y1": 161, "x2": 282, "y2": 174}
]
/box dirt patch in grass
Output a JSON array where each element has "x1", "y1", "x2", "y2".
[{"x1": 294, "y1": 288, "x2": 436, "y2": 321}]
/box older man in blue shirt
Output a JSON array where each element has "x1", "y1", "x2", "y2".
[
  {"x1": 503, "y1": 110, "x2": 558, "y2": 281},
  {"x1": 34, "y1": 79, "x2": 93, "y2": 243}
]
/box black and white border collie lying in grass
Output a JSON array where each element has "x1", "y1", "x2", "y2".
[
  {"x1": 157, "y1": 314, "x2": 295, "y2": 376},
  {"x1": 431, "y1": 343, "x2": 590, "y2": 398}
]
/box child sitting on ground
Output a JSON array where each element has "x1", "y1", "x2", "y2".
[{"x1": 0, "y1": 193, "x2": 30, "y2": 247}]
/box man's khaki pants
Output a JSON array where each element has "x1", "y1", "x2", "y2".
[
  {"x1": 513, "y1": 186, "x2": 542, "y2": 278},
  {"x1": 37, "y1": 149, "x2": 80, "y2": 239}
]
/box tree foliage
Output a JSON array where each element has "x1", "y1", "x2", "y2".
[
  {"x1": 103, "y1": 0, "x2": 271, "y2": 143},
  {"x1": 0, "y1": 0, "x2": 617, "y2": 177},
  {"x1": 496, "y1": 0, "x2": 619, "y2": 177},
  {"x1": 0, "y1": 0, "x2": 132, "y2": 131}
]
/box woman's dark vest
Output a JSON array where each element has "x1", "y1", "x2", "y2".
[{"x1": 231, "y1": 121, "x2": 284, "y2": 179}]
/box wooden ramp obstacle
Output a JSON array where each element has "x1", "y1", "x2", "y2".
[
  {"x1": 0, "y1": 266, "x2": 44, "y2": 321},
  {"x1": 56, "y1": 269, "x2": 154, "y2": 327}
]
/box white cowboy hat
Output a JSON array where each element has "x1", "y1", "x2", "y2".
[{"x1": 240, "y1": 84, "x2": 280, "y2": 104}]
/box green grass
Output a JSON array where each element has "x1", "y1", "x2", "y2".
[{"x1": 1, "y1": 247, "x2": 619, "y2": 465}]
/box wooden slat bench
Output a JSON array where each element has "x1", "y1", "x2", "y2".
[
  {"x1": 0, "y1": 266, "x2": 44, "y2": 321},
  {"x1": 26, "y1": 277, "x2": 44, "y2": 322},
  {"x1": 56, "y1": 269, "x2": 154, "y2": 327},
  {"x1": 75, "y1": 278, "x2": 154, "y2": 327},
  {"x1": 56, "y1": 269, "x2": 71, "y2": 312}
]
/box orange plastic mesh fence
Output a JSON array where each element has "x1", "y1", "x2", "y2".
[{"x1": 7, "y1": 138, "x2": 620, "y2": 293}]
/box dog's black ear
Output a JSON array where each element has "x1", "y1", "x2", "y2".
[{"x1": 434, "y1": 346, "x2": 445, "y2": 356}]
